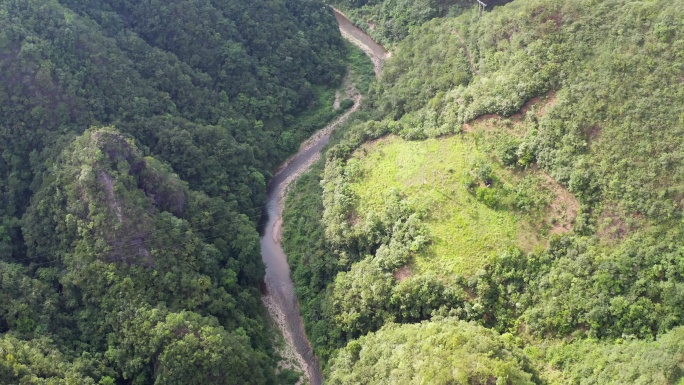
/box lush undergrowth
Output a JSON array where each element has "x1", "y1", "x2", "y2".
[
  {"x1": 537, "y1": 327, "x2": 684, "y2": 384},
  {"x1": 282, "y1": 0, "x2": 684, "y2": 383},
  {"x1": 328, "y1": 318, "x2": 539, "y2": 385}
]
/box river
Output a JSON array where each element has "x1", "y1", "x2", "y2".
[
  {"x1": 332, "y1": 7, "x2": 390, "y2": 76},
  {"x1": 259, "y1": 8, "x2": 388, "y2": 385}
]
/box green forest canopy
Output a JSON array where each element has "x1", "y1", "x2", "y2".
[{"x1": 0, "y1": 0, "x2": 346, "y2": 383}]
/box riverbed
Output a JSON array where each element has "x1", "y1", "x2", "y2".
[{"x1": 259, "y1": 8, "x2": 388, "y2": 385}]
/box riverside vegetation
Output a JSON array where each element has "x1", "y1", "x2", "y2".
[{"x1": 282, "y1": 0, "x2": 684, "y2": 383}]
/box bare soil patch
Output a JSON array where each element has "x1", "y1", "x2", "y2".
[
  {"x1": 537, "y1": 169, "x2": 579, "y2": 234},
  {"x1": 393, "y1": 265, "x2": 413, "y2": 282},
  {"x1": 462, "y1": 91, "x2": 558, "y2": 134},
  {"x1": 596, "y1": 204, "x2": 644, "y2": 242}
]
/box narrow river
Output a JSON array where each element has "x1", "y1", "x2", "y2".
[
  {"x1": 259, "y1": 8, "x2": 387, "y2": 385},
  {"x1": 332, "y1": 7, "x2": 390, "y2": 76}
]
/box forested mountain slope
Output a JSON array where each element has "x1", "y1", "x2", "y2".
[
  {"x1": 282, "y1": 0, "x2": 684, "y2": 383},
  {"x1": 0, "y1": 0, "x2": 346, "y2": 383}
]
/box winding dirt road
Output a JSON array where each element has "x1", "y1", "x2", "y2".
[{"x1": 259, "y1": 9, "x2": 388, "y2": 385}]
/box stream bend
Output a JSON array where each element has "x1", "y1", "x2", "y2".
[{"x1": 259, "y1": 9, "x2": 388, "y2": 385}]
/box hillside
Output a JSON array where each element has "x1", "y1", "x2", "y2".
[
  {"x1": 0, "y1": 0, "x2": 346, "y2": 383},
  {"x1": 282, "y1": 0, "x2": 684, "y2": 382}
]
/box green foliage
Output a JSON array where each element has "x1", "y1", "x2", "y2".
[
  {"x1": 327, "y1": 319, "x2": 537, "y2": 385},
  {"x1": 0, "y1": 0, "x2": 349, "y2": 381},
  {"x1": 338, "y1": 135, "x2": 552, "y2": 276},
  {"x1": 323, "y1": 0, "x2": 684, "y2": 332},
  {"x1": 522, "y1": 230, "x2": 684, "y2": 339},
  {"x1": 344, "y1": 41, "x2": 377, "y2": 95},
  {"x1": 107, "y1": 308, "x2": 270, "y2": 384},
  {"x1": 285, "y1": 0, "x2": 684, "y2": 382},
  {"x1": 340, "y1": 98, "x2": 355, "y2": 110},
  {"x1": 0, "y1": 334, "x2": 111, "y2": 384},
  {"x1": 389, "y1": 275, "x2": 465, "y2": 324},
  {"x1": 0, "y1": 0, "x2": 346, "y2": 231},
  {"x1": 281, "y1": 161, "x2": 346, "y2": 364},
  {"x1": 540, "y1": 326, "x2": 684, "y2": 384},
  {"x1": 13, "y1": 127, "x2": 276, "y2": 382},
  {"x1": 0, "y1": 262, "x2": 59, "y2": 337},
  {"x1": 285, "y1": 131, "x2": 558, "y2": 369},
  {"x1": 372, "y1": 19, "x2": 473, "y2": 121},
  {"x1": 284, "y1": 157, "x2": 462, "y2": 366},
  {"x1": 370, "y1": 0, "x2": 684, "y2": 226},
  {"x1": 330, "y1": 258, "x2": 395, "y2": 338}
]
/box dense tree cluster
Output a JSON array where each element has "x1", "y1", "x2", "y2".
[
  {"x1": 0, "y1": 0, "x2": 346, "y2": 383},
  {"x1": 328, "y1": 319, "x2": 538, "y2": 385}
]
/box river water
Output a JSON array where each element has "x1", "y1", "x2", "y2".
[
  {"x1": 332, "y1": 7, "x2": 390, "y2": 75},
  {"x1": 259, "y1": 8, "x2": 387, "y2": 385}
]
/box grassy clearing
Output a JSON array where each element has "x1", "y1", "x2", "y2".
[{"x1": 348, "y1": 133, "x2": 563, "y2": 277}]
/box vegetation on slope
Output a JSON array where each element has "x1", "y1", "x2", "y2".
[
  {"x1": 280, "y1": 42, "x2": 376, "y2": 366},
  {"x1": 538, "y1": 327, "x2": 684, "y2": 384},
  {"x1": 347, "y1": 133, "x2": 567, "y2": 276},
  {"x1": 0, "y1": 0, "x2": 347, "y2": 383},
  {"x1": 281, "y1": 0, "x2": 684, "y2": 382},
  {"x1": 328, "y1": 319, "x2": 538, "y2": 385},
  {"x1": 327, "y1": 320, "x2": 684, "y2": 385}
]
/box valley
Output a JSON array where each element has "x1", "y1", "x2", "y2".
[{"x1": 0, "y1": 0, "x2": 683, "y2": 384}]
